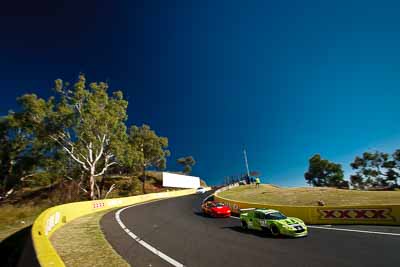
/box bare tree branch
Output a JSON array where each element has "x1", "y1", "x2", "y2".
[
  {"x1": 50, "y1": 134, "x2": 89, "y2": 170},
  {"x1": 5, "y1": 188, "x2": 14, "y2": 198},
  {"x1": 95, "y1": 183, "x2": 101, "y2": 199},
  {"x1": 94, "y1": 162, "x2": 117, "y2": 177},
  {"x1": 104, "y1": 184, "x2": 116, "y2": 199},
  {"x1": 88, "y1": 142, "x2": 93, "y2": 162},
  {"x1": 51, "y1": 130, "x2": 116, "y2": 199},
  {"x1": 20, "y1": 174, "x2": 35, "y2": 181},
  {"x1": 65, "y1": 176, "x2": 88, "y2": 193},
  {"x1": 93, "y1": 134, "x2": 106, "y2": 165}
]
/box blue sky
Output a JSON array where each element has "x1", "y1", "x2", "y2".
[{"x1": 1, "y1": 1, "x2": 399, "y2": 186}]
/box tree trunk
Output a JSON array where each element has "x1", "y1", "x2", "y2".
[
  {"x1": 90, "y1": 167, "x2": 96, "y2": 200},
  {"x1": 1, "y1": 176, "x2": 8, "y2": 197},
  {"x1": 1, "y1": 160, "x2": 13, "y2": 197},
  {"x1": 142, "y1": 164, "x2": 146, "y2": 194},
  {"x1": 98, "y1": 175, "x2": 106, "y2": 198}
]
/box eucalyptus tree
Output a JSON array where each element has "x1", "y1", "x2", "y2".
[
  {"x1": 128, "y1": 124, "x2": 170, "y2": 193},
  {"x1": 177, "y1": 156, "x2": 196, "y2": 175},
  {"x1": 1, "y1": 75, "x2": 173, "y2": 199},
  {"x1": 0, "y1": 95, "x2": 55, "y2": 198},
  {"x1": 48, "y1": 75, "x2": 129, "y2": 199},
  {"x1": 350, "y1": 151, "x2": 391, "y2": 188},
  {"x1": 6, "y1": 75, "x2": 129, "y2": 199},
  {"x1": 304, "y1": 154, "x2": 347, "y2": 188},
  {"x1": 390, "y1": 149, "x2": 400, "y2": 186}
]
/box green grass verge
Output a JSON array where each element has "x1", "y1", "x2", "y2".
[
  {"x1": 218, "y1": 184, "x2": 400, "y2": 206},
  {"x1": 0, "y1": 204, "x2": 50, "y2": 242},
  {"x1": 50, "y1": 209, "x2": 129, "y2": 267}
]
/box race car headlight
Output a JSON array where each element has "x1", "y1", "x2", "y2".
[
  {"x1": 298, "y1": 222, "x2": 306, "y2": 227},
  {"x1": 285, "y1": 225, "x2": 297, "y2": 230}
]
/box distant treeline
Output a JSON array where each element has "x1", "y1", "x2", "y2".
[{"x1": 305, "y1": 151, "x2": 400, "y2": 189}]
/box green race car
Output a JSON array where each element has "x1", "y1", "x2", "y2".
[{"x1": 239, "y1": 208, "x2": 308, "y2": 237}]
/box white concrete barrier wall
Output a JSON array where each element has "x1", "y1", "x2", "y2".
[{"x1": 162, "y1": 172, "x2": 200, "y2": 188}]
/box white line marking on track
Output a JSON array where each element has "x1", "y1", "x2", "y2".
[
  {"x1": 209, "y1": 190, "x2": 400, "y2": 237},
  {"x1": 116, "y1": 203, "x2": 185, "y2": 267},
  {"x1": 307, "y1": 225, "x2": 400, "y2": 236},
  {"x1": 229, "y1": 216, "x2": 400, "y2": 236}
]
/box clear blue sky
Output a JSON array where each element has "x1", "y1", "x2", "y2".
[{"x1": 1, "y1": 1, "x2": 399, "y2": 186}]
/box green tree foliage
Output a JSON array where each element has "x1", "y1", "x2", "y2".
[
  {"x1": 0, "y1": 75, "x2": 128, "y2": 199},
  {"x1": 304, "y1": 154, "x2": 348, "y2": 188},
  {"x1": 390, "y1": 149, "x2": 400, "y2": 186},
  {"x1": 177, "y1": 156, "x2": 196, "y2": 174},
  {"x1": 49, "y1": 75, "x2": 130, "y2": 199},
  {"x1": 0, "y1": 97, "x2": 60, "y2": 197},
  {"x1": 0, "y1": 117, "x2": 32, "y2": 196},
  {"x1": 350, "y1": 151, "x2": 399, "y2": 189},
  {"x1": 128, "y1": 124, "x2": 170, "y2": 193},
  {"x1": 0, "y1": 75, "x2": 175, "y2": 200}
]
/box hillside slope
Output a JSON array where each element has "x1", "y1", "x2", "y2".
[
  {"x1": 0, "y1": 171, "x2": 207, "y2": 241},
  {"x1": 218, "y1": 184, "x2": 400, "y2": 206}
]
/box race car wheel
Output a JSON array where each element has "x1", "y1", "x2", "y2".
[
  {"x1": 271, "y1": 225, "x2": 280, "y2": 237},
  {"x1": 241, "y1": 221, "x2": 248, "y2": 230},
  {"x1": 202, "y1": 209, "x2": 208, "y2": 217}
]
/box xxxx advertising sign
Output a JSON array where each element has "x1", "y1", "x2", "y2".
[{"x1": 318, "y1": 208, "x2": 395, "y2": 221}]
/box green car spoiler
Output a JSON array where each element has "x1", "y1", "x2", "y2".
[{"x1": 239, "y1": 208, "x2": 256, "y2": 213}]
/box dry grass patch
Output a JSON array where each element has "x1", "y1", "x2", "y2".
[
  {"x1": 0, "y1": 204, "x2": 49, "y2": 241},
  {"x1": 51, "y1": 210, "x2": 129, "y2": 267},
  {"x1": 218, "y1": 184, "x2": 400, "y2": 206}
]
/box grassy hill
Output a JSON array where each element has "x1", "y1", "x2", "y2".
[
  {"x1": 0, "y1": 171, "x2": 206, "y2": 241},
  {"x1": 218, "y1": 184, "x2": 400, "y2": 206}
]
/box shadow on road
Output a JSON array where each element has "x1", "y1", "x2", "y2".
[
  {"x1": 0, "y1": 225, "x2": 40, "y2": 267},
  {"x1": 193, "y1": 211, "x2": 215, "y2": 219},
  {"x1": 193, "y1": 211, "x2": 231, "y2": 219},
  {"x1": 221, "y1": 226, "x2": 294, "y2": 239}
]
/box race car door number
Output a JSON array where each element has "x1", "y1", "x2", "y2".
[{"x1": 260, "y1": 220, "x2": 267, "y2": 226}]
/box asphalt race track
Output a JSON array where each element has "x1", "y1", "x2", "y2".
[{"x1": 101, "y1": 193, "x2": 400, "y2": 267}]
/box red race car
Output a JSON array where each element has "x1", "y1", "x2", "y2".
[{"x1": 202, "y1": 201, "x2": 231, "y2": 217}]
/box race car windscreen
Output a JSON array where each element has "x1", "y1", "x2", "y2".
[
  {"x1": 265, "y1": 212, "x2": 287, "y2": 220},
  {"x1": 215, "y1": 203, "x2": 225, "y2": 207}
]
